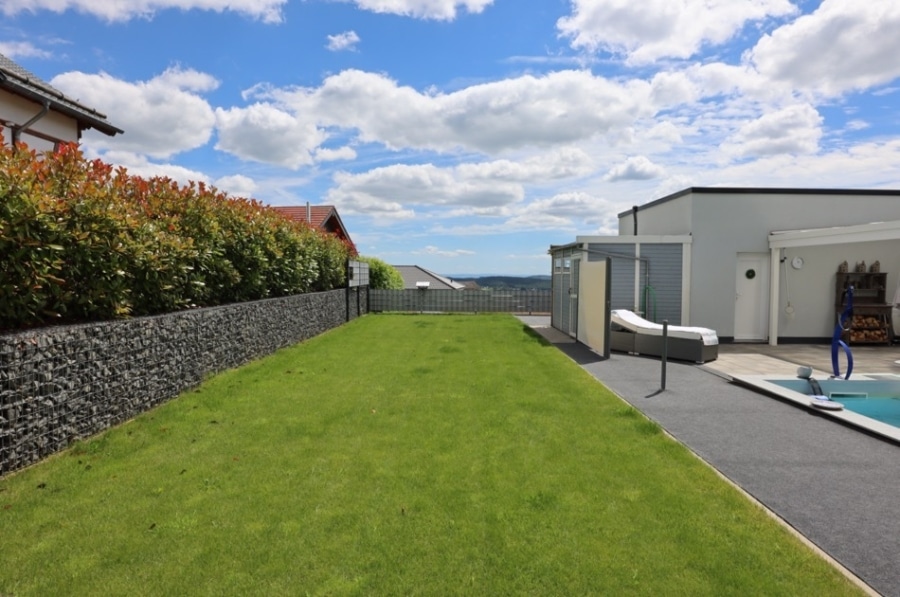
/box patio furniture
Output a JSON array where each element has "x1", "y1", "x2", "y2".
[{"x1": 610, "y1": 309, "x2": 719, "y2": 363}]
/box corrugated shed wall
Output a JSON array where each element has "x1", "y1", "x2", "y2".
[
  {"x1": 586, "y1": 242, "x2": 683, "y2": 325},
  {"x1": 587, "y1": 244, "x2": 637, "y2": 311},
  {"x1": 639, "y1": 244, "x2": 683, "y2": 324}
]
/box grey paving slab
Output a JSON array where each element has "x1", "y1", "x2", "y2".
[{"x1": 515, "y1": 318, "x2": 900, "y2": 596}]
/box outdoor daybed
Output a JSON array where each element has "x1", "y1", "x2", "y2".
[{"x1": 610, "y1": 309, "x2": 719, "y2": 363}]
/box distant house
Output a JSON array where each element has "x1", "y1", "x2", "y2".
[
  {"x1": 393, "y1": 265, "x2": 465, "y2": 290},
  {"x1": 272, "y1": 203, "x2": 355, "y2": 251},
  {"x1": 0, "y1": 53, "x2": 122, "y2": 151}
]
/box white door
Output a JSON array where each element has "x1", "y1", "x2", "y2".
[{"x1": 734, "y1": 253, "x2": 769, "y2": 341}]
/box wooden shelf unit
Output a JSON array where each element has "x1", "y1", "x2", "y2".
[{"x1": 835, "y1": 272, "x2": 892, "y2": 345}]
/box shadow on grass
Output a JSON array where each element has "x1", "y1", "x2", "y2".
[{"x1": 520, "y1": 324, "x2": 553, "y2": 346}]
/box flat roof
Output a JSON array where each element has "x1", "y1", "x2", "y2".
[{"x1": 618, "y1": 187, "x2": 900, "y2": 218}]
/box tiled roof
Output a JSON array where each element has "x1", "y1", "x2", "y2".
[
  {"x1": 0, "y1": 53, "x2": 123, "y2": 136},
  {"x1": 393, "y1": 265, "x2": 465, "y2": 290},
  {"x1": 271, "y1": 204, "x2": 355, "y2": 250},
  {"x1": 272, "y1": 205, "x2": 336, "y2": 229}
]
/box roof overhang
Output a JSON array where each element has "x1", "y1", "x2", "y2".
[
  {"x1": 769, "y1": 219, "x2": 900, "y2": 249},
  {"x1": 0, "y1": 71, "x2": 123, "y2": 137},
  {"x1": 576, "y1": 234, "x2": 692, "y2": 244}
]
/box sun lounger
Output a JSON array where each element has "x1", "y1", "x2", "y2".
[{"x1": 609, "y1": 309, "x2": 719, "y2": 363}]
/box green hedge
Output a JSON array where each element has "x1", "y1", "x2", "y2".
[
  {"x1": 359, "y1": 256, "x2": 404, "y2": 289},
  {"x1": 0, "y1": 142, "x2": 354, "y2": 330}
]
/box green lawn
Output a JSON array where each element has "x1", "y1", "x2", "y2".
[{"x1": 0, "y1": 314, "x2": 861, "y2": 595}]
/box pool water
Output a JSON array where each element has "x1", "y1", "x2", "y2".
[
  {"x1": 767, "y1": 377, "x2": 900, "y2": 430},
  {"x1": 833, "y1": 396, "x2": 900, "y2": 428}
]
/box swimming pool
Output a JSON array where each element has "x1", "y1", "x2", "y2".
[
  {"x1": 833, "y1": 396, "x2": 900, "y2": 427},
  {"x1": 767, "y1": 378, "x2": 900, "y2": 427},
  {"x1": 732, "y1": 373, "x2": 900, "y2": 444}
]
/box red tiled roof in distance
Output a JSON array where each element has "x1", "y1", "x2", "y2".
[{"x1": 271, "y1": 204, "x2": 355, "y2": 251}]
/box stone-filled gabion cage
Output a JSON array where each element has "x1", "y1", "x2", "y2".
[{"x1": 0, "y1": 287, "x2": 367, "y2": 477}]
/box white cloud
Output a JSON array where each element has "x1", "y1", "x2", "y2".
[
  {"x1": 417, "y1": 245, "x2": 476, "y2": 257},
  {"x1": 872, "y1": 87, "x2": 899, "y2": 97},
  {"x1": 326, "y1": 31, "x2": 360, "y2": 52},
  {"x1": 644, "y1": 122, "x2": 684, "y2": 146},
  {"x1": 432, "y1": 191, "x2": 618, "y2": 235},
  {"x1": 712, "y1": 138, "x2": 900, "y2": 189},
  {"x1": 604, "y1": 156, "x2": 665, "y2": 181},
  {"x1": 326, "y1": 149, "x2": 596, "y2": 220},
  {"x1": 260, "y1": 69, "x2": 651, "y2": 155},
  {"x1": 720, "y1": 103, "x2": 822, "y2": 157},
  {"x1": 749, "y1": 0, "x2": 900, "y2": 96},
  {"x1": 512, "y1": 192, "x2": 617, "y2": 229},
  {"x1": 326, "y1": 173, "x2": 417, "y2": 220},
  {"x1": 455, "y1": 148, "x2": 594, "y2": 182},
  {"x1": 215, "y1": 174, "x2": 257, "y2": 198},
  {"x1": 350, "y1": 0, "x2": 493, "y2": 20},
  {"x1": 215, "y1": 103, "x2": 326, "y2": 168},
  {"x1": 0, "y1": 0, "x2": 287, "y2": 23},
  {"x1": 0, "y1": 41, "x2": 52, "y2": 59},
  {"x1": 329, "y1": 162, "x2": 524, "y2": 211},
  {"x1": 558, "y1": 0, "x2": 796, "y2": 64},
  {"x1": 96, "y1": 150, "x2": 211, "y2": 185},
  {"x1": 52, "y1": 66, "x2": 218, "y2": 159},
  {"x1": 314, "y1": 146, "x2": 358, "y2": 162}
]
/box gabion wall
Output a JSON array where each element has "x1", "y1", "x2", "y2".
[{"x1": 0, "y1": 287, "x2": 368, "y2": 477}]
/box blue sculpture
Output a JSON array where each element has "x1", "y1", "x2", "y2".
[{"x1": 831, "y1": 285, "x2": 854, "y2": 379}]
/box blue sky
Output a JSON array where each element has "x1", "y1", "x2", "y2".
[{"x1": 3, "y1": 0, "x2": 900, "y2": 276}]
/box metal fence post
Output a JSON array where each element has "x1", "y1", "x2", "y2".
[{"x1": 660, "y1": 320, "x2": 668, "y2": 392}]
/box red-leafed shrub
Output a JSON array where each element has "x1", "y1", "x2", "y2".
[{"x1": 0, "y1": 140, "x2": 354, "y2": 330}]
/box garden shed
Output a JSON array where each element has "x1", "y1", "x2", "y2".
[{"x1": 551, "y1": 187, "x2": 900, "y2": 346}]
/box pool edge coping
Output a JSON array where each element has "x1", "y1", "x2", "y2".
[{"x1": 731, "y1": 373, "x2": 900, "y2": 446}]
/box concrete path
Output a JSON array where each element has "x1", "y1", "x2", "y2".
[{"x1": 518, "y1": 317, "x2": 899, "y2": 597}]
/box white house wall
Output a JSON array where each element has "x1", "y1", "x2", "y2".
[
  {"x1": 623, "y1": 190, "x2": 900, "y2": 340},
  {"x1": 776, "y1": 240, "x2": 900, "y2": 339},
  {"x1": 0, "y1": 89, "x2": 79, "y2": 150},
  {"x1": 618, "y1": 193, "x2": 693, "y2": 236}
]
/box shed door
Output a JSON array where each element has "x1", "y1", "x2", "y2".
[
  {"x1": 734, "y1": 253, "x2": 769, "y2": 341},
  {"x1": 568, "y1": 258, "x2": 580, "y2": 337}
]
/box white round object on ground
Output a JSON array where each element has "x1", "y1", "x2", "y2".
[{"x1": 810, "y1": 396, "x2": 844, "y2": 411}]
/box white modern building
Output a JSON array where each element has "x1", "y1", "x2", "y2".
[{"x1": 551, "y1": 187, "x2": 900, "y2": 346}]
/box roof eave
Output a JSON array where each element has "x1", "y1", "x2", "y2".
[{"x1": 0, "y1": 74, "x2": 123, "y2": 137}]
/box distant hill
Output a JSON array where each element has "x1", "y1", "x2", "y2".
[{"x1": 451, "y1": 275, "x2": 551, "y2": 290}]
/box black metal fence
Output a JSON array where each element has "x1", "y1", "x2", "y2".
[{"x1": 369, "y1": 289, "x2": 551, "y2": 314}]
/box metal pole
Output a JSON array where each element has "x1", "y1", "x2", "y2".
[{"x1": 660, "y1": 320, "x2": 668, "y2": 391}]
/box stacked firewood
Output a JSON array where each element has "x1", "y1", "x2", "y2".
[{"x1": 848, "y1": 314, "x2": 888, "y2": 342}]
